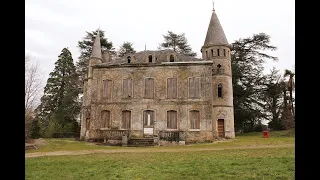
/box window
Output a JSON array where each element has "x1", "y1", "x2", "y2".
[
  {"x1": 123, "y1": 79, "x2": 133, "y2": 98},
  {"x1": 145, "y1": 78, "x2": 154, "y2": 98},
  {"x1": 127, "y1": 56, "x2": 131, "y2": 63},
  {"x1": 103, "y1": 80, "x2": 112, "y2": 98},
  {"x1": 143, "y1": 110, "x2": 155, "y2": 127},
  {"x1": 122, "y1": 110, "x2": 131, "y2": 129},
  {"x1": 217, "y1": 49, "x2": 220, "y2": 56},
  {"x1": 190, "y1": 110, "x2": 200, "y2": 129},
  {"x1": 211, "y1": 49, "x2": 214, "y2": 57},
  {"x1": 167, "y1": 78, "x2": 177, "y2": 99},
  {"x1": 227, "y1": 50, "x2": 229, "y2": 57},
  {"x1": 218, "y1": 83, "x2": 222, "y2": 97},
  {"x1": 148, "y1": 55, "x2": 153, "y2": 63},
  {"x1": 101, "y1": 110, "x2": 111, "y2": 128},
  {"x1": 170, "y1": 55, "x2": 174, "y2": 62},
  {"x1": 167, "y1": 110, "x2": 177, "y2": 129},
  {"x1": 206, "y1": 51, "x2": 208, "y2": 59},
  {"x1": 217, "y1": 64, "x2": 222, "y2": 74},
  {"x1": 223, "y1": 49, "x2": 226, "y2": 57},
  {"x1": 189, "y1": 77, "x2": 200, "y2": 98},
  {"x1": 86, "y1": 118, "x2": 90, "y2": 129}
]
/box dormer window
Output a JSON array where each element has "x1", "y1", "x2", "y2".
[
  {"x1": 170, "y1": 55, "x2": 174, "y2": 62},
  {"x1": 148, "y1": 55, "x2": 153, "y2": 63},
  {"x1": 127, "y1": 56, "x2": 131, "y2": 63}
]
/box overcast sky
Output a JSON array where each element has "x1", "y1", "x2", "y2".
[{"x1": 26, "y1": 0, "x2": 295, "y2": 88}]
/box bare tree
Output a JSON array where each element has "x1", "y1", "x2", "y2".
[{"x1": 25, "y1": 54, "x2": 43, "y2": 140}]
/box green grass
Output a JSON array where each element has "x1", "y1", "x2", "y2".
[
  {"x1": 26, "y1": 147, "x2": 294, "y2": 180},
  {"x1": 26, "y1": 130, "x2": 295, "y2": 153},
  {"x1": 25, "y1": 130, "x2": 295, "y2": 179}
]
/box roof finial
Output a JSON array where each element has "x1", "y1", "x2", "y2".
[{"x1": 212, "y1": 0, "x2": 215, "y2": 11}]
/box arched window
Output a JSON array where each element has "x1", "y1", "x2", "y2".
[
  {"x1": 101, "y1": 110, "x2": 111, "y2": 128},
  {"x1": 127, "y1": 56, "x2": 131, "y2": 63},
  {"x1": 170, "y1": 55, "x2": 174, "y2": 62},
  {"x1": 167, "y1": 110, "x2": 177, "y2": 129},
  {"x1": 148, "y1": 55, "x2": 153, "y2": 63},
  {"x1": 143, "y1": 110, "x2": 155, "y2": 127},
  {"x1": 218, "y1": 83, "x2": 222, "y2": 98}
]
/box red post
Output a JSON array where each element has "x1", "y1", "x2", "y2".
[{"x1": 263, "y1": 131, "x2": 269, "y2": 138}]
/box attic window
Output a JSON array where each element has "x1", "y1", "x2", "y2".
[
  {"x1": 127, "y1": 56, "x2": 131, "y2": 63},
  {"x1": 148, "y1": 55, "x2": 153, "y2": 63},
  {"x1": 217, "y1": 49, "x2": 220, "y2": 56},
  {"x1": 170, "y1": 55, "x2": 174, "y2": 62}
]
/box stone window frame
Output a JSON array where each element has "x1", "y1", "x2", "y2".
[
  {"x1": 122, "y1": 78, "x2": 133, "y2": 98},
  {"x1": 167, "y1": 53, "x2": 177, "y2": 62},
  {"x1": 121, "y1": 110, "x2": 132, "y2": 130},
  {"x1": 100, "y1": 110, "x2": 112, "y2": 130},
  {"x1": 142, "y1": 109, "x2": 156, "y2": 127},
  {"x1": 166, "y1": 110, "x2": 179, "y2": 130},
  {"x1": 189, "y1": 110, "x2": 201, "y2": 131},
  {"x1": 102, "y1": 79, "x2": 112, "y2": 99},
  {"x1": 166, "y1": 77, "x2": 178, "y2": 99},
  {"x1": 144, "y1": 77, "x2": 155, "y2": 99},
  {"x1": 127, "y1": 56, "x2": 131, "y2": 63},
  {"x1": 188, "y1": 77, "x2": 201, "y2": 99},
  {"x1": 148, "y1": 54, "x2": 153, "y2": 63}
]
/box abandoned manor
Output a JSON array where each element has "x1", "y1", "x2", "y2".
[{"x1": 80, "y1": 6, "x2": 235, "y2": 145}]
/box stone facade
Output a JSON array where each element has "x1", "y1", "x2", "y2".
[{"x1": 80, "y1": 7, "x2": 235, "y2": 142}]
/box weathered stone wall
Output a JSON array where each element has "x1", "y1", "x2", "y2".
[
  {"x1": 86, "y1": 63, "x2": 214, "y2": 141},
  {"x1": 212, "y1": 107, "x2": 235, "y2": 138}
]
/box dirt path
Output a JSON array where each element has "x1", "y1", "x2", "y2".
[{"x1": 25, "y1": 144, "x2": 294, "y2": 158}]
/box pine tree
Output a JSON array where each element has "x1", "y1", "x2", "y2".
[
  {"x1": 35, "y1": 48, "x2": 81, "y2": 137},
  {"x1": 158, "y1": 31, "x2": 197, "y2": 57},
  {"x1": 118, "y1": 41, "x2": 136, "y2": 57},
  {"x1": 76, "y1": 29, "x2": 114, "y2": 80}
]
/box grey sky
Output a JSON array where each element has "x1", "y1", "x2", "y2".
[{"x1": 25, "y1": 0, "x2": 295, "y2": 88}]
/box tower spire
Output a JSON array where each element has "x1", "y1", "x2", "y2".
[
  {"x1": 202, "y1": 4, "x2": 229, "y2": 47},
  {"x1": 91, "y1": 27, "x2": 102, "y2": 59}
]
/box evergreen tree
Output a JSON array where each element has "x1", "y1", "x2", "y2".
[
  {"x1": 159, "y1": 31, "x2": 197, "y2": 57},
  {"x1": 76, "y1": 29, "x2": 114, "y2": 84},
  {"x1": 35, "y1": 48, "x2": 81, "y2": 137},
  {"x1": 231, "y1": 33, "x2": 278, "y2": 132},
  {"x1": 118, "y1": 41, "x2": 136, "y2": 57}
]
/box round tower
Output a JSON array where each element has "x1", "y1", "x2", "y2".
[{"x1": 201, "y1": 6, "x2": 235, "y2": 139}]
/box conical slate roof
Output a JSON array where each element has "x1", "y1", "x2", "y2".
[
  {"x1": 203, "y1": 9, "x2": 229, "y2": 47},
  {"x1": 91, "y1": 30, "x2": 102, "y2": 59}
]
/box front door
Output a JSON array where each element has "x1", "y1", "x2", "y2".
[
  {"x1": 217, "y1": 119, "x2": 225, "y2": 138},
  {"x1": 143, "y1": 110, "x2": 154, "y2": 136}
]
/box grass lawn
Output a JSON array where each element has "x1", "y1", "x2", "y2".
[
  {"x1": 26, "y1": 130, "x2": 295, "y2": 153},
  {"x1": 25, "y1": 130, "x2": 295, "y2": 180}
]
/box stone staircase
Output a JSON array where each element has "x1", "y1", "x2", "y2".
[{"x1": 128, "y1": 138, "x2": 155, "y2": 147}]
